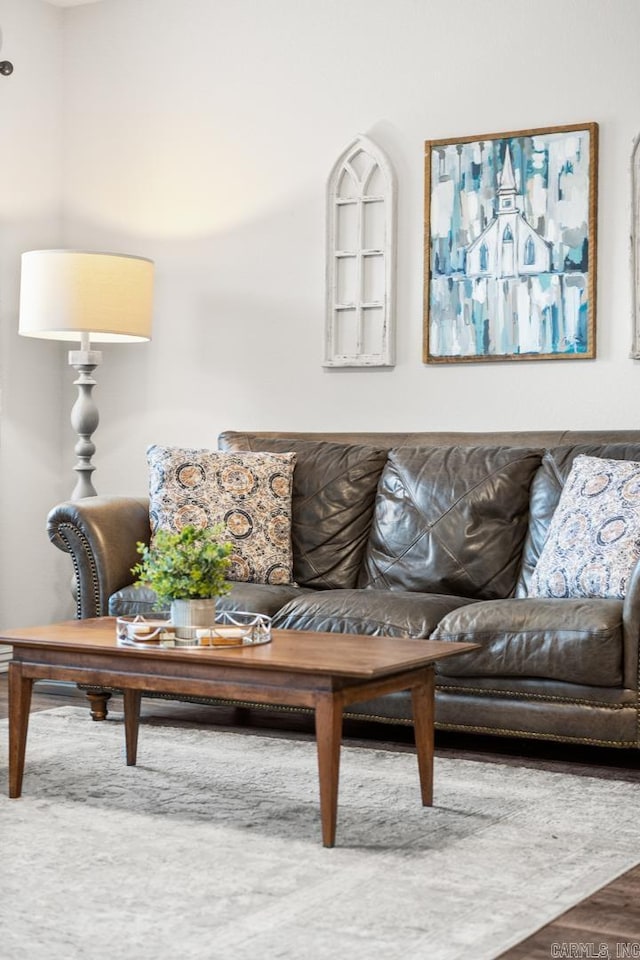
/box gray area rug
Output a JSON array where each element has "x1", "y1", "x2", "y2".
[{"x1": 1, "y1": 706, "x2": 638, "y2": 960}]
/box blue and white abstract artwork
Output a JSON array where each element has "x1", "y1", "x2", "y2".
[{"x1": 424, "y1": 124, "x2": 598, "y2": 362}]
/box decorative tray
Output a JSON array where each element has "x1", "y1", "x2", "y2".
[{"x1": 116, "y1": 611, "x2": 272, "y2": 648}]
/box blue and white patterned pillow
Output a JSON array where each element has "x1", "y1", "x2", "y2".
[{"x1": 529, "y1": 454, "x2": 640, "y2": 599}]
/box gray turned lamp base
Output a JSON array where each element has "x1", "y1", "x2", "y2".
[{"x1": 68, "y1": 347, "x2": 102, "y2": 500}]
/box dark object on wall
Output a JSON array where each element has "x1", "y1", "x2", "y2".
[{"x1": 0, "y1": 60, "x2": 13, "y2": 75}]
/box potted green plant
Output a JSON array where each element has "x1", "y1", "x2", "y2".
[{"x1": 132, "y1": 525, "x2": 233, "y2": 642}]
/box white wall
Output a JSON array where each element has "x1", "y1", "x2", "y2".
[
  {"x1": 59, "y1": 0, "x2": 640, "y2": 501},
  {"x1": 4, "y1": 0, "x2": 640, "y2": 626},
  {"x1": 0, "y1": 0, "x2": 69, "y2": 628}
]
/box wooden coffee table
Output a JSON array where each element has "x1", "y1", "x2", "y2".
[{"x1": 4, "y1": 618, "x2": 477, "y2": 846}]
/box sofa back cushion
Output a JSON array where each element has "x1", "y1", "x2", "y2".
[
  {"x1": 360, "y1": 445, "x2": 543, "y2": 600},
  {"x1": 517, "y1": 442, "x2": 640, "y2": 596},
  {"x1": 218, "y1": 435, "x2": 389, "y2": 589}
]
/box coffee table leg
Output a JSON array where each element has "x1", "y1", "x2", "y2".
[
  {"x1": 315, "y1": 694, "x2": 343, "y2": 848},
  {"x1": 123, "y1": 689, "x2": 142, "y2": 766},
  {"x1": 412, "y1": 666, "x2": 435, "y2": 806},
  {"x1": 8, "y1": 662, "x2": 33, "y2": 799}
]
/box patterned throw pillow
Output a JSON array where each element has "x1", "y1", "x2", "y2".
[
  {"x1": 529, "y1": 454, "x2": 640, "y2": 599},
  {"x1": 146, "y1": 445, "x2": 296, "y2": 585},
  {"x1": 219, "y1": 434, "x2": 389, "y2": 589}
]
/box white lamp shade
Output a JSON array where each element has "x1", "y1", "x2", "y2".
[{"x1": 19, "y1": 250, "x2": 154, "y2": 343}]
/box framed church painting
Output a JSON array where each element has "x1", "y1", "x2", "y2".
[{"x1": 423, "y1": 122, "x2": 598, "y2": 363}]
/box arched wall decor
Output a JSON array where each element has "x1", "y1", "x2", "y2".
[
  {"x1": 631, "y1": 133, "x2": 640, "y2": 358},
  {"x1": 324, "y1": 135, "x2": 397, "y2": 367}
]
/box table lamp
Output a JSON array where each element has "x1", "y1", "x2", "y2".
[{"x1": 19, "y1": 249, "x2": 154, "y2": 499}]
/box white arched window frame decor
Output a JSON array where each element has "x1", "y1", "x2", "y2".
[
  {"x1": 324, "y1": 135, "x2": 397, "y2": 367},
  {"x1": 631, "y1": 133, "x2": 640, "y2": 358}
]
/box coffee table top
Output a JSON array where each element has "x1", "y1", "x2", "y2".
[{"x1": 2, "y1": 617, "x2": 478, "y2": 679}]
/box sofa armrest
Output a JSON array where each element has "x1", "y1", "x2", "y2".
[
  {"x1": 623, "y1": 558, "x2": 640, "y2": 690},
  {"x1": 47, "y1": 496, "x2": 150, "y2": 619}
]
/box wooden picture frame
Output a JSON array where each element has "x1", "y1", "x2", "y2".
[
  {"x1": 424, "y1": 122, "x2": 598, "y2": 363},
  {"x1": 631, "y1": 132, "x2": 640, "y2": 359}
]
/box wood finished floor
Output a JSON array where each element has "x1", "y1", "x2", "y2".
[{"x1": 2, "y1": 676, "x2": 639, "y2": 958}]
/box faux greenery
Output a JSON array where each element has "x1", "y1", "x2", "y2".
[{"x1": 132, "y1": 525, "x2": 233, "y2": 607}]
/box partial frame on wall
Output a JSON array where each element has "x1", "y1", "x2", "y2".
[
  {"x1": 631, "y1": 133, "x2": 640, "y2": 359},
  {"x1": 424, "y1": 122, "x2": 598, "y2": 363}
]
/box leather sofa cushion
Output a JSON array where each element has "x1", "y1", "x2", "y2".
[
  {"x1": 517, "y1": 442, "x2": 640, "y2": 596},
  {"x1": 109, "y1": 582, "x2": 311, "y2": 619},
  {"x1": 273, "y1": 588, "x2": 476, "y2": 637},
  {"x1": 217, "y1": 582, "x2": 315, "y2": 617},
  {"x1": 431, "y1": 598, "x2": 623, "y2": 686},
  {"x1": 361, "y1": 445, "x2": 542, "y2": 600},
  {"x1": 109, "y1": 585, "x2": 168, "y2": 618},
  {"x1": 218, "y1": 435, "x2": 388, "y2": 590}
]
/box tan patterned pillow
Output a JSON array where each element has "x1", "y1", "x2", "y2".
[{"x1": 147, "y1": 445, "x2": 296, "y2": 585}]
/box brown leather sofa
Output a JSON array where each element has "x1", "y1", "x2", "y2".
[{"x1": 47, "y1": 429, "x2": 640, "y2": 749}]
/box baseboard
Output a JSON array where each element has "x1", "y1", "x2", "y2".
[
  {"x1": 0, "y1": 645, "x2": 11, "y2": 674},
  {"x1": 33, "y1": 680, "x2": 86, "y2": 698}
]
